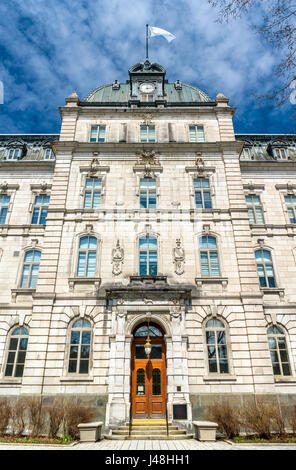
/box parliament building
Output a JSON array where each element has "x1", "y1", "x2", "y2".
[{"x1": 0, "y1": 59, "x2": 296, "y2": 433}]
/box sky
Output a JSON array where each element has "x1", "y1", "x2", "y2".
[{"x1": 0, "y1": 0, "x2": 294, "y2": 135}]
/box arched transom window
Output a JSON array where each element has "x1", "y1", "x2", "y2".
[
  {"x1": 205, "y1": 318, "x2": 229, "y2": 374},
  {"x1": 199, "y1": 235, "x2": 220, "y2": 277},
  {"x1": 267, "y1": 325, "x2": 291, "y2": 376},
  {"x1": 68, "y1": 318, "x2": 92, "y2": 374},
  {"x1": 20, "y1": 250, "x2": 41, "y2": 288},
  {"x1": 5, "y1": 326, "x2": 29, "y2": 377},
  {"x1": 255, "y1": 249, "x2": 276, "y2": 288}
]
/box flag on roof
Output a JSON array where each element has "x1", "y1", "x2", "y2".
[{"x1": 148, "y1": 26, "x2": 176, "y2": 42}]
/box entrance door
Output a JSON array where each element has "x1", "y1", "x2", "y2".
[{"x1": 131, "y1": 323, "x2": 167, "y2": 419}]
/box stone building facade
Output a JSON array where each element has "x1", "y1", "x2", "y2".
[{"x1": 0, "y1": 60, "x2": 296, "y2": 431}]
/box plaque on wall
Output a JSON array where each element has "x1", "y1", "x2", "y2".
[{"x1": 173, "y1": 404, "x2": 187, "y2": 420}]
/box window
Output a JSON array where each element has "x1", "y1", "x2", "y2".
[
  {"x1": 273, "y1": 148, "x2": 288, "y2": 160},
  {"x1": 68, "y1": 318, "x2": 92, "y2": 374},
  {"x1": 241, "y1": 147, "x2": 253, "y2": 160},
  {"x1": 139, "y1": 236, "x2": 157, "y2": 275},
  {"x1": 0, "y1": 194, "x2": 10, "y2": 224},
  {"x1": 90, "y1": 125, "x2": 106, "y2": 143},
  {"x1": 20, "y1": 250, "x2": 41, "y2": 288},
  {"x1": 43, "y1": 149, "x2": 55, "y2": 160},
  {"x1": 205, "y1": 319, "x2": 229, "y2": 374},
  {"x1": 141, "y1": 94, "x2": 153, "y2": 102},
  {"x1": 246, "y1": 195, "x2": 264, "y2": 224},
  {"x1": 255, "y1": 249, "x2": 276, "y2": 288},
  {"x1": 84, "y1": 178, "x2": 102, "y2": 209},
  {"x1": 136, "y1": 368, "x2": 145, "y2": 395},
  {"x1": 6, "y1": 148, "x2": 22, "y2": 160},
  {"x1": 77, "y1": 236, "x2": 97, "y2": 277},
  {"x1": 267, "y1": 325, "x2": 291, "y2": 376},
  {"x1": 284, "y1": 195, "x2": 296, "y2": 223},
  {"x1": 31, "y1": 195, "x2": 50, "y2": 224},
  {"x1": 189, "y1": 125, "x2": 205, "y2": 142},
  {"x1": 194, "y1": 178, "x2": 212, "y2": 209},
  {"x1": 199, "y1": 236, "x2": 220, "y2": 277},
  {"x1": 4, "y1": 326, "x2": 29, "y2": 378},
  {"x1": 140, "y1": 178, "x2": 156, "y2": 209},
  {"x1": 140, "y1": 125, "x2": 155, "y2": 143}
]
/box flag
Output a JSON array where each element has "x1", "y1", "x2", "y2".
[{"x1": 148, "y1": 26, "x2": 176, "y2": 42}]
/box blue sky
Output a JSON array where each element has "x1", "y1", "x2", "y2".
[{"x1": 0, "y1": 0, "x2": 294, "y2": 134}]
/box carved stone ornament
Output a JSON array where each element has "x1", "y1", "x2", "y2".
[
  {"x1": 195, "y1": 152, "x2": 205, "y2": 170},
  {"x1": 136, "y1": 150, "x2": 160, "y2": 166},
  {"x1": 0, "y1": 181, "x2": 8, "y2": 192},
  {"x1": 173, "y1": 239, "x2": 185, "y2": 275},
  {"x1": 112, "y1": 240, "x2": 124, "y2": 275},
  {"x1": 89, "y1": 153, "x2": 100, "y2": 174}
]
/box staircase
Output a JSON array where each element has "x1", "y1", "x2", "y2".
[{"x1": 105, "y1": 419, "x2": 193, "y2": 440}]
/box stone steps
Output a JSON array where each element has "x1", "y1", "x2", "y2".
[{"x1": 105, "y1": 421, "x2": 193, "y2": 440}]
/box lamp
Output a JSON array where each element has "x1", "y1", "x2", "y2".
[{"x1": 144, "y1": 318, "x2": 152, "y2": 358}]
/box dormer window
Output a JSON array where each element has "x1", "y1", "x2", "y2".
[
  {"x1": 6, "y1": 148, "x2": 22, "y2": 160},
  {"x1": 273, "y1": 148, "x2": 288, "y2": 160},
  {"x1": 43, "y1": 149, "x2": 55, "y2": 160},
  {"x1": 141, "y1": 94, "x2": 154, "y2": 102},
  {"x1": 241, "y1": 147, "x2": 253, "y2": 160}
]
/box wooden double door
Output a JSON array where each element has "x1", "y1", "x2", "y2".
[{"x1": 131, "y1": 335, "x2": 167, "y2": 419}]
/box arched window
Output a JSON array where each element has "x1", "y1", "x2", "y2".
[
  {"x1": 139, "y1": 236, "x2": 157, "y2": 275},
  {"x1": 68, "y1": 318, "x2": 92, "y2": 374},
  {"x1": 20, "y1": 250, "x2": 41, "y2": 288},
  {"x1": 199, "y1": 236, "x2": 220, "y2": 277},
  {"x1": 77, "y1": 236, "x2": 97, "y2": 277},
  {"x1": 267, "y1": 325, "x2": 291, "y2": 376},
  {"x1": 255, "y1": 249, "x2": 276, "y2": 288},
  {"x1": 205, "y1": 318, "x2": 229, "y2": 374},
  {"x1": 4, "y1": 326, "x2": 29, "y2": 377}
]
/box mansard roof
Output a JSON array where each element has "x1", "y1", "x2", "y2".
[{"x1": 0, "y1": 134, "x2": 59, "y2": 161}]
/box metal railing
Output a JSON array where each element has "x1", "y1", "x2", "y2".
[
  {"x1": 128, "y1": 402, "x2": 132, "y2": 437},
  {"x1": 165, "y1": 398, "x2": 169, "y2": 436}
]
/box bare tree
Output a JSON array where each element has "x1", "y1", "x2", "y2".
[{"x1": 208, "y1": 0, "x2": 296, "y2": 107}]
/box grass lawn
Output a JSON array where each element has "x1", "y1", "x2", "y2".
[
  {"x1": 0, "y1": 435, "x2": 75, "y2": 445},
  {"x1": 233, "y1": 435, "x2": 296, "y2": 444}
]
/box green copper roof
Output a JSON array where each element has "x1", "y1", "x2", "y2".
[{"x1": 83, "y1": 82, "x2": 212, "y2": 104}]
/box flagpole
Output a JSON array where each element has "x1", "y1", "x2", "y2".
[{"x1": 146, "y1": 24, "x2": 149, "y2": 60}]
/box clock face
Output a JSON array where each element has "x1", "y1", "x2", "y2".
[{"x1": 140, "y1": 82, "x2": 155, "y2": 93}]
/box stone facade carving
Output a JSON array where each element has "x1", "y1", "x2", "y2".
[
  {"x1": 112, "y1": 240, "x2": 124, "y2": 275},
  {"x1": 173, "y1": 239, "x2": 185, "y2": 275}
]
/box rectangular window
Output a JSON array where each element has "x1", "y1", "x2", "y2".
[
  {"x1": 189, "y1": 125, "x2": 205, "y2": 142},
  {"x1": 194, "y1": 178, "x2": 212, "y2": 209},
  {"x1": 274, "y1": 148, "x2": 288, "y2": 160},
  {"x1": 141, "y1": 94, "x2": 154, "y2": 102},
  {"x1": 246, "y1": 195, "x2": 264, "y2": 224},
  {"x1": 90, "y1": 125, "x2": 106, "y2": 143},
  {"x1": 84, "y1": 178, "x2": 102, "y2": 209},
  {"x1": 43, "y1": 149, "x2": 55, "y2": 160},
  {"x1": 140, "y1": 125, "x2": 155, "y2": 143},
  {"x1": 7, "y1": 148, "x2": 22, "y2": 160},
  {"x1": 31, "y1": 195, "x2": 50, "y2": 225},
  {"x1": 0, "y1": 195, "x2": 10, "y2": 224},
  {"x1": 140, "y1": 178, "x2": 156, "y2": 209},
  {"x1": 285, "y1": 195, "x2": 296, "y2": 223}
]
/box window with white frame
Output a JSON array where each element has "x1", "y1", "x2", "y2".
[
  {"x1": 194, "y1": 178, "x2": 212, "y2": 209},
  {"x1": 31, "y1": 194, "x2": 50, "y2": 224},
  {"x1": 284, "y1": 195, "x2": 296, "y2": 223},
  {"x1": 199, "y1": 235, "x2": 220, "y2": 277},
  {"x1": 20, "y1": 250, "x2": 41, "y2": 288},
  {"x1": 90, "y1": 125, "x2": 106, "y2": 143},
  {"x1": 6, "y1": 148, "x2": 22, "y2": 160},
  {"x1": 140, "y1": 178, "x2": 156, "y2": 209},
  {"x1": 4, "y1": 326, "x2": 29, "y2": 378},
  {"x1": 140, "y1": 125, "x2": 155, "y2": 143},
  {"x1": 255, "y1": 249, "x2": 276, "y2": 288},
  {"x1": 246, "y1": 194, "x2": 264, "y2": 224},
  {"x1": 43, "y1": 148, "x2": 55, "y2": 160},
  {"x1": 141, "y1": 94, "x2": 153, "y2": 102},
  {"x1": 139, "y1": 236, "x2": 157, "y2": 275},
  {"x1": 77, "y1": 236, "x2": 97, "y2": 277},
  {"x1": 68, "y1": 318, "x2": 92, "y2": 374},
  {"x1": 84, "y1": 177, "x2": 102, "y2": 209},
  {"x1": 273, "y1": 148, "x2": 288, "y2": 160},
  {"x1": 205, "y1": 318, "x2": 229, "y2": 374},
  {"x1": 189, "y1": 125, "x2": 205, "y2": 142},
  {"x1": 240, "y1": 147, "x2": 253, "y2": 160},
  {"x1": 267, "y1": 325, "x2": 291, "y2": 376},
  {"x1": 0, "y1": 194, "x2": 10, "y2": 224}
]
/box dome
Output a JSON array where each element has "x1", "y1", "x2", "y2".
[{"x1": 82, "y1": 82, "x2": 212, "y2": 104}]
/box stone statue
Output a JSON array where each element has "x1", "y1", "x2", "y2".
[
  {"x1": 112, "y1": 240, "x2": 124, "y2": 275},
  {"x1": 173, "y1": 239, "x2": 185, "y2": 275}
]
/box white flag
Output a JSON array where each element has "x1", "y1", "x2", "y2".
[{"x1": 149, "y1": 26, "x2": 176, "y2": 42}]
